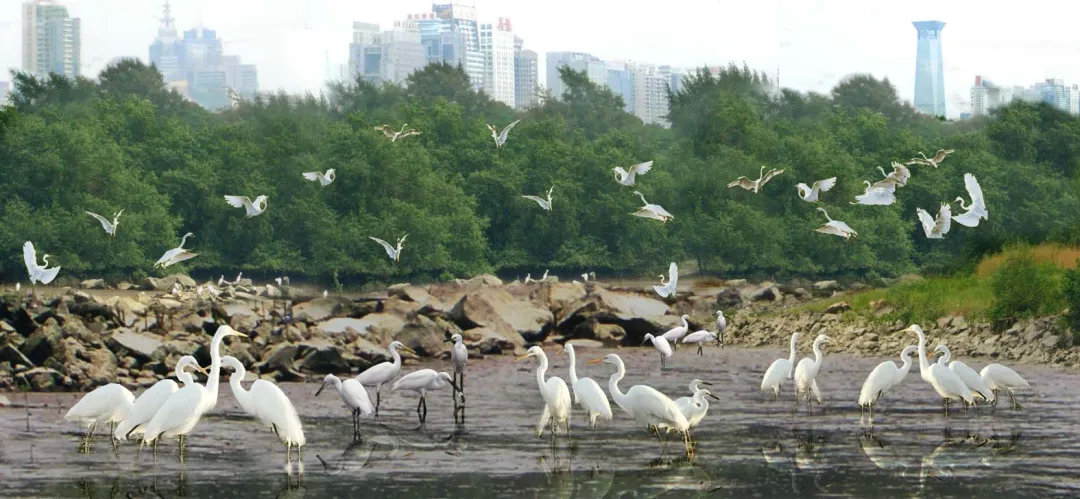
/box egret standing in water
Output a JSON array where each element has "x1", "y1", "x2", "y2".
[
  {"x1": 446, "y1": 333, "x2": 468, "y2": 416},
  {"x1": 857, "y1": 345, "x2": 917, "y2": 420},
  {"x1": 315, "y1": 374, "x2": 373, "y2": 437},
  {"x1": 642, "y1": 333, "x2": 674, "y2": 369},
  {"x1": 221, "y1": 356, "x2": 306, "y2": 462},
  {"x1": 65, "y1": 383, "x2": 135, "y2": 452},
  {"x1": 391, "y1": 369, "x2": 458, "y2": 425},
  {"x1": 561, "y1": 342, "x2": 612, "y2": 428},
  {"x1": 517, "y1": 346, "x2": 571, "y2": 440},
  {"x1": 681, "y1": 330, "x2": 718, "y2": 356},
  {"x1": 906, "y1": 325, "x2": 973, "y2": 415},
  {"x1": 761, "y1": 332, "x2": 801, "y2": 399},
  {"x1": 793, "y1": 334, "x2": 831, "y2": 411},
  {"x1": 980, "y1": 363, "x2": 1030, "y2": 410},
  {"x1": 115, "y1": 356, "x2": 205, "y2": 442},
  {"x1": 934, "y1": 345, "x2": 996, "y2": 404},
  {"x1": 715, "y1": 310, "x2": 727, "y2": 347},
  {"x1": 588, "y1": 354, "x2": 692, "y2": 455},
  {"x1": 354, "y1": 340, "x2": 415, "y2": 418}
]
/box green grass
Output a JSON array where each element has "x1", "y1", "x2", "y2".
[{"x1": 791, "y1": 275, "x2": 994, "y2": 324}]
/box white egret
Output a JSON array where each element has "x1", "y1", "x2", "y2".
[
  {"x1": 521, "y1": 185, "x2": 554, "y2": 211},
  {"x1": 660, "y1": 314, "x2": 690, "y2": 346},
  {"x1": 221, "y1": 356, "x2": 305, "y2": 461},
  {"x1": 588, "y1": 354, "x2": 692, "y2": 454},
  {"x1": 716, "y1": 310, "x2": 727, "y2": 347},
  {"x1": 561, "y1": 342, "x2": 613, "y2": 428},
  {"x1": 952, "y1": 173, "x2": 988, "y2": 227},
  {"x1": 369, "y1": 234, "x2": 407, "y2": 263},
  {"x1": 653, "y1": 262, "x2": 679, "y2": 298},
  {"x1": 302, "y1": 168, "x2": 336, "y2": 187},
  {"x1": 85, "y1": 209, "x2": 124, "y2": 237},
  {"x1": 917, "y1": 204, "x2": 952, "y2": 239},
  {"x1": 795, "y1": 177, "x2": 837, "y2": 202},
  {"x1": 761, "y1": 332, "x2": 801, "y2": 398},
  {"x1": 391, "y1": 368, "x2": 458, "y2": 424},
  {"x1": 933, "y1": 344, "x2": 995, "y2": 404},
  {"x1": 728, "y1": 165, "x2": 785, "y2": 193},
  {"x1": 851, "y1": 181, "x2": 897, "y2": 206},
  {"x1": 676, "y1": 388, "x2": 719, "y2": 429},
  {"x1": 906, "y1": 149, "x2": 955, "y2": 168},
  {"x1": 631, "y1": 191, "x2": 674, "y2": 222},
  {"x1": 141, "y1": 325, "x2": 246, "y2": 458},
  {"x1": 643, "y1": 333, "x2": 674, "y2": 369},
  {"x1": 540, "y1": 269, "x2": 550, "y2": 282},
  {"x1": 857, "y1": 345, "x2": 917, "y2": 418},
  {"x1": 612, "y1": 160, "x2": 654, "y2": 186},
  {"x1": 114, "y1": 356, "x2": 205, "y2": 441},
  {"x1": 516, "y1": 346, "x2": 571, "y2": 439},
  {"x1": 793, "y1": 334, "x2": 831, "y2": 410},
  {"x1": 487, "y1": 119, "x2": 521, "y2": 148},
  {"x1": 814, "y1": 207, "x2": 858, "y2": 239},
  {"x1": 675, "y1": 379, "x2": 711, "y2": 401},
  {"x1": 155, "y1": 232, "x2": 198, "y2": 268},
  {"x1": 980, "y1": 363, "x2": 1030, "y2": 409},
  {"x1": 23, "y1": 241, "x2": 61, "y2": 287},
  {"x1": 315, "y1": 373, "x2": 374, "y2": 436},
  {"x1": 875, "y1": 162, "x2": 911, "y2": 188},
  {"x1": 224, "y1": 195, "x2": 268, "y2": 218},
  {"x1": 374, "y1": 123, "x2": 421, "y2": 142},
  {"x1": 905, "y1": 325, "x2": 973, "y2": 415},
  {"x1": 445, "y1": 333, "x2": 468, "y2": 403},
  {"x1": 65, "y1": 383, "x2": 135, "y2": 452},
  {"x1": 681, "y1": 330, "x2": 718, "y2": 356},
  {"x1": 354, "y1": 340, "x2": 416, "y2": 418}
]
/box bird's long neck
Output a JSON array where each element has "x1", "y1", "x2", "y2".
[
  {"x1": 694, "y1": 391, "x2": 709, "y2": 410},
  {"x1": 229, "y1": 362, "x2": 251, "y2": 407},
  {"x1": 175, "y1": 362, "x2": 193, "y2": 385},
  {"x1": 608, "y1": 361, "x2": 627, "y2": 407},
  {"x1": 179, "y1": 234, "x2": 190, "y2": 248},
  {"x1": 636, "y1": 192, "x2": 647, "y2": 204},
  {"x1": 534, "y1": 354, "x2": 548, "y2": 391},
  {"x1": 757, "y1": 165, "x2": 766, "y2": 181},
  {"x1": 787, "y1": 335, "x2": 798, "y2": 365},
  {"x1": 937, "y1": 347, "x2": 950, "y2": 365},
  {"x1": 820, "y1": 209, "x2": 832, "y2": 222},
  {"x1": 916, "y1": 331, "x2": 930, "y2": 377},
  {"x1": 206, "y1": 335, "x2": 225, "y2": 401},
  {"x1": 681, "y1": 316, "x2": 688, "y2": 329},
  {"x1": 390, "y1": 345, "x2": 402, "y2": 368},
  {"x1": 811, "y1": 340, "x2": 823, "y2": 369},
  {"x1": 899, "y1": 352, "x2": 913, "y2": 377},
  {"x1": 566, "y1": 348, "x2": 579, "y2": 385},
  {"x1": 332, "y1": 376, "x2": 344, "y2": 395}
]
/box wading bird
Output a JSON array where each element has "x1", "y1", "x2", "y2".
[
  {"x1": 588, "y1": 354, "x2": 693, "y2": 455},
  {"x1": 302, "y1": 168, "x2": 336, "y2": 187},
  {"x1": 681, "y1": 330, "x2": 718, "y2": 356},
  {"x1": 612, "y1": 160, "x2": 654, "y2": 186},
  {"x1": 814, "y1": 207, "x2": 858, "y2": 239},
  {"x1": 114, "y1": 356, "x2": 205, "y2": 442},
  {"x1": 85, "y1": 209, "x2": 124, "y2": 237},
  {"x1": 155, "y1": 232, "x2": 198, "y2": 268},
  {"x1": 661, "y1": 314, "x2": 691, "y2": 346},
  {"x1": 23, "y1": 241, "x2": 61, "y2": 288},
  {"x1": 140, "y1": 326, "x2": 246, "y2": 459},
  {"x1": 354, "y1": 340, "x2": 415, "y2": 418},
  {"x1": 446, "y1": 333, "x2": 468, "y2": 406},
  {"x1": 653, "y1": 262, "x2": 679, "y2": 298},
  {"x1": 315, "y1": 374, "x2": 374, "y2": 436},
  {"x1": 952, "y1": 173, "x2": 988, "y2": 227},
  {"x1": 979, "y1": 363, "x2": 1030, "y2": 410},
  {"x1": 794, "y1": 334, "x2": 831, "y2": 411},
  {"x1": 917, "y1": 204, "x2": 952, "y2": 239},
  {"x1": 65, "y1": 383, "x2": 135, "y2": 452},
  {"x1": 369, "y1": 234, "x2": 407, "y2": 263},
  {"x1": 374, "y1": 123, "x2": 421, "y2": 142},
  {"x1": 224, "y1": 195, "x2": 268, "y2": 218},
  {"x1": 857, "y1": 345, "x2": 917, "y2": 419},
  {"x1": 728, "y1": 165, "x2": 785, "y2": 193},
  {"x1": 517, "y1": 346, "x2": 571, "y2": 439},
  {"x1": 631, "y1": 191, "x2": 674, "y2": 222},
  {"x1": 561, "y1": 342, "x2": 612, "y2": 428},
  {"x1": 851, "y1": 181, "x2": 897, "y2": 206},
  {"x1": 906, "y1": 149, "x2": 954, "y2": 168},
  {"x1": 906, "y1": 325, "x2": 973, "y2": 415},
  {"x1": 795, "y1": 177, "x2": 837, "y2": 202},
  {"x1": 676, "y1": 388, "x2": 719, "y2": 430},
  {"x1": 392, "y1": 368, "x2": 458, "y2": 425},
  {"x1": 221, "y1": 356, "x2": 305, "y2": 462},
  {"x1": 761, "y1": 332, "x2": 802, "y2": 399},
  {"x1": 521, "y1": 185, "x2": 554, "y2": 211},
  {"x1": 716, "y1": 310, "x2": 727, "y2": 347},
  {"x1": 643, "y1": 333, "x2": 674, "y2": 369},
  {"x1": 487, "y1": 119, "x2": 521, "y2": 148},
  {"x1": 933, "y1": 344, "x2": 995, "y2": 404}
]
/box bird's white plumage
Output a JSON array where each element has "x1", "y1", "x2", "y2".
[
  {"x1": 631, "y1": 191, "x2": 674, "y2": 222},
  {"x1": 65, "y1": 383, "x2": 135, "y2": 429},
  {"x1": 375, "y1": 123, "x2": 421, "y2": 142},
  {"x1": 155, "y1": 232, "x2": 198, "y2": 268},
  {"x1": 761, "y1": 332, "x2": 801, "y2": 396},
  {"x1": 222, "y1": 356, "x2": 305, "y2": 448},
  {"x1": 392, "y1": 368, "x2": 453, "y2": 393},
  {"x1": 927, "y1": 363, "x2": 974, "y2": 406},
  {"x1": 224, "y1": 195, "x2": 268, "y2": 218},
  {"x1": 728, "y1": 165, "x2": 785, "y2": 193},
  {"x1": 795, "y1": 176, "x2": 837, "y2": 202},
  {"x1": 354, "y1": 341, "x2": 412, "y2": 403},
  {"x1": 952, "y1": 173, "x2": 988, "y2": 227},
  {"x1": 794, "y1": 334, "x2": 830, "y2": 405},
  {"x1": 115, "y1": 355, "x2": 201, "y2": 440},
  {"x1": 518, "y1": 346, "x2": 571, "y2": 437},
  {"x1": 302, "y1": 168, "x2": 336, "y2": 187},
  {"x1": 643, "y1": 333, "x2": 674, "y2": 363},
  {"x1": 857, "y1": 345, "x2": 917, "y2": 408},
  {"x1": 933, "y1": 345, "x2": 995, "y2": 402},
  {"x1": 660, "y1": 314, "x2": 690, "y2": 343},
  {"x1": 980, "y1": 364, "x2": 1030, "y2": 392},
  {"x1": 682, "y1": 330, "x2": 717, "y2": 345},
  {"x1": 449, "y1": 334, "x2": 468, "y2": 375},
  {"x1": 562, "y1": 342, "x2": 612, "y2": 427},
  {"x1": 597, "y1": 354, "x2": 689, "y2": 433},
  {"x1": 917, "y1": 204, "x2": 952, "y2": 239},
  {"x1": 86, "y1": 209, "x2": 123, "y2": 236},
  {"x1": 369, "y1": 234, "x2": 407, "y2": 262},
  {"x1": 675, "y1": 388, "x2": 715, "y2": 427},
  {"x1": 319, "y1": 374, "x2": 374, "y2": 415},
  {"x1": 521, "y1": 185, "x2": 554, "y2": 211},
  {"x1": 906, "y1": 149, "x2": 954, "y2": 168},
  {"x1": 653, "y1": 262, "x2": 679, "y2": 298},
  {"x1": 613, "y1": 160, "x2": 654, "y2": 186},
  {"x1": 815, "y1": 208, "x2": 857, "y2": 239},
  {"x1": 487, "y1": 119, "x2": 521, "y2": 148},
  {"x1": 23, "y1": 241, "x2": 61, "y2": 284},
  {"x1": 852, "y1": 181, "x2": 897, "y2": 206}
]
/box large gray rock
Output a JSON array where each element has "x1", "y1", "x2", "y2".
[
  {"x1": 543, "y1": 282, "x2": 587, "y2": 315},
  {"x1": 292, "y1": 297, "x2": 347, "y2": 323},
  {"x1": 389, "y1": 285, "x2": 458, "y2": 315},
  {"x1": 811, "y1": 280, "x2": 839, "y2": 297},
  {"x1": 557, "y1": 288, "x2": 670, "y2": 342},
  {"x1": 142, "y1": 274, "x2": 197, "y2": 291},
  {"x1": 451, "y1": 287, "x2": 552, "y2": 340},
  {"x1": 461, "y1": 326, "x2": 523, "y2": 354},
  {"x1": 107, "y1": 330, "x2": 164, "y2": 361},
  {"x1": 295, "y1": 341, "x2": 349, "y2": 373},
  {"x1": 20, "y1": 319, "x2": 62, "y2": 365},
  {"x1": 80, "y1": 278, "x2": 106, "y2": 290},
  {"x1": 396, "y1": 315, "x2": 462, "y2": 355}
]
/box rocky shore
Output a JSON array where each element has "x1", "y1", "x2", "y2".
[{"x1": 0, "y1": 273, "x2": 1075, "y2": 392}]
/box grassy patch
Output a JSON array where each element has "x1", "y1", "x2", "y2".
[
  {"x1": 791, "y1": 275, "x2": 994, "y2": 324},
  {"x1": 976, "y1": 243, "x2": 1080, "y2": 277}
]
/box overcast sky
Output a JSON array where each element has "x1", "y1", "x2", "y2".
[{"x1": 3, "y1": 0, "x2": 1080, "y2": 117}]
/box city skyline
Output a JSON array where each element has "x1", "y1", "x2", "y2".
[{"x1": 3, "y1": 1, "x2": 1080, "y2": 118}]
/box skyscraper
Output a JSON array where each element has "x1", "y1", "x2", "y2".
[
  {"x1": 632, "y1": 63, "x2": 671, "y2": 126},
  {"x1": 149, "y1": 0, "x2": 182, "y2": 82},
  {"x1": 431, "y1": 3, "x2": 484, "y2": 91},
  {"x1": 513, "y1": 36, "x2": 538, "y2": 109},
  {"x1": 545, "y1": 51, "x2": 606, "y2": 99},
  {"x1": 480, "y1": 18, "x2": 515, "y2": 107},
  {"x1": 347, "y1": 22, "x2": 426, "y2": 86},
  {"x1": 22, "y1": 0, "x2": 80, "y2": 79},
  {"x1": 912, "y1": 20, "x2": 946, "y2": 117}
]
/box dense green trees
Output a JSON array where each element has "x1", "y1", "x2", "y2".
[{"x1": 0, "y1": 59, "x2": 1077, "y2": 284}]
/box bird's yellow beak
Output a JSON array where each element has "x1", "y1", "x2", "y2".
[
  {"x1": 195, "y1": 364, "x2": 209, "y2": 375},
  {"x1": 586, "y1": 358, "x2": 604, "y2": 365},
  {"x1": 515, "y1": 354, "x2": 531, "y2": 363},
  {"x1": 400, "y1": 346, "x2": 417, "y2": 355}
]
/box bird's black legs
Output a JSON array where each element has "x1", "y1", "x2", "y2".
[{"x1": 696, "y1": 344, "x2": 703, "y2": 356}]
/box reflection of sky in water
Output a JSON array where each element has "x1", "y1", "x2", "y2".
[{"x1": 4, "y1": 347, "x2": 1080, "y2": 496}]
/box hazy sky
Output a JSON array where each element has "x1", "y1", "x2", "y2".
[{"x1": 3, "y1": 0, "x2": 1080, "y2": 117}]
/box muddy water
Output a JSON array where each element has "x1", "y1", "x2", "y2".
[{"x1": 3, "y1": 346, "x2": 1079, "y2": 497}]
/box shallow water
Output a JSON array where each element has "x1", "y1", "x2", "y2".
[{"x1": 3, "y1": 346, "x2": 1079, "y2": 497}]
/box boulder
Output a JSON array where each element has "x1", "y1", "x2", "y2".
[
  {"x1": 141, "y1": 274, "x2": 196, "y2": 291},
  {"x1": 825, "y1": 302, "x2": 851, "y2": 314},
  {"x1": 80, "y1": 278, "x2": 106, "y2": 290},
  {"x1": 544, "y1": 282, "x2": 587, "y2": 315},
  {"x1": 558, "y1": 288, "x2": 671, "y2": 342},
  {"x1": 451, "y1": 287, "x2": 552, "y2": 339},
  {"x1": 461, "y1": 326, "x2": 523, "y2": 354},
  {"x1": 20, "y1": 319, "x2": 63, "y2": 365},
  {"x1": 715, "y1": 288, "x2": 743, "y2": 308},
  {"x1": 396, "y1": 315, "x2": 462, "y2": 355},
  {"x1": 0, "y1": 344, "x2": 34, "y2": 368},
  {"x1": 295, "y1": 341, "x2": 349, "y2": 373},
  {"x1": 107, "y1": 330, "x2": 164, "y2": 361},
  {"x1": 811, "y1": 280, "x2": 839, "y2": 297},
  {"x1": 460, "y1": 274, "x2": 504, "y2": 288},
  {"x1": 256, "y1": 343, "x2": 299, "y2": 374},
  {"x1": 389, "y1": 285, "x2": 457, "y2": 315},
  {"x1": 317, "y1": 313, "x2": 404, "y2": 338},
  {"x1": 23, "y1": 367, "x2": 64, "y2": 391},
  {"x1": 592, "y1": 323, "x2": 627, "y2": 347},
  {"x1": 292, "y1": 297, "x2": 347, "y2": 323},
  {"x1": 263, "y1": 284, "x2": 283, "y2": 298},
  {"x1": 749, "y1": 285, "x2": 782, "y2": 302}
]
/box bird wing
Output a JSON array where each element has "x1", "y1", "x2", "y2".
[
  {"x1": 374, "y1": 125, "x2": 395, "y2": 138},
  {"x1": 830, "y1": 221, "x2": 857, "y2": 236},
  {"x1": 142, "y1": 385, "x2": 204, "y2": 442},
  {"x1": 498, "y1": 119, "x2": 521, "y2": 144},
  {"x1": 934, "y1": 149, "x2": 953, "y2": 163},
  {"x1": 521, "y1": 195, "x2": 547, "y2": 208},
  {"x1": 814, "y1": 177, "x2": 837, "y2": 193},
  {"x1": 964, "y1": 173, "x2": 985, "y2": 213},
  {"x1": 760, "y1": 168, "x2": 785, "y2": 185},
  {"x1": 392, "y1": 369, "x2": 436, "y2": 391},
  {"x1": 223, "y1": 195, "x2": 252, "y2": 209},
  {"x1": 23, "y1": 241, "x2": 38, "y2": 273},
  {"x1": 86, "y1": 211, "x2": 114, "y2": 233},
  {"x1": 302, "y1": 171, "x2": 321, "y2": 182},
  {"x1": 935, "y1": 204, "x2": 952, "y2": 235},
  {"x1": 628, "y1": 160, "x2": 654, "y2": 177},
  {"x1": 853, "y1": 187, "x2": 895, "y2": 205},
  {"x1": 891, "y1": 163, "x2": 911, "y2": 185},
  {"x1": 355, "y1": 361, "x2": 396, "y2": 385},
  {"x1": 916, "y1": 208, "x2": 936, "y2": 236},
  {"x1": 632, "y1": 208, "x2": 667, "y2": 221},
  {"x1": 815, "y1": 224, "x2": 849, "y2": 238},
  {"x1": 39, "y1": 265, "x2": 61, "y2": 284},
  {"x1": 951, "y1": 210, "x2": 981, "y2": 227},
  {"x1": 666, "y1": 262, "x2": 679, "y2": 289},
  {"x1": 369, "y1": 237, "x2": 396, "y2": 258},
  {"x1": 575, "y1": 378, "x2": 613, "y2": 419},
  {"x1": 649, "y1": 203, "x2": 675, "y2": 219},
  {"x1": 727, "y1": 177, "x2": 755, "y2": 190},
  {"x1": 163, "y1": 250, "x2": 198, "y2": 267}
]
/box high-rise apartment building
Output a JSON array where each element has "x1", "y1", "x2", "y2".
[
  {"x1": 431, "y1": 4, "x2": 484, "y2": 91},
  {"x1": 606, "y1": 60, "x2": 635, "y2": 112},
  {"x1": 513, "y1": 37, "x2": 538, "y2": 109},
  {"x1": 912, "y1": 20, "x2": 946, "y2": 117},
  {"x1": 632, "y1": 63, "x2": 671, "y2": 126},
  {"x1": 970, "y1": 75, "x2": 1006, "y2": 117},
  {"x1": 347, "y1": 21, "x2": 426, "y2": 86},
  {"x1": 546, "y1": 51, "x2": 607, "y2": 99},
  {"x1": 22, "y1": 0, "x2": 80, "y2": 79},
  {"x1": 480, "y1": 18, "x2": 515, "y2": 107},
  {"x1": 148, "y1": 0, "x2": 182, "y2": 82}
]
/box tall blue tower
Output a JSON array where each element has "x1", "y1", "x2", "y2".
[{"x1": 913, "y1": 21, "x2": 946, "y2": 117}]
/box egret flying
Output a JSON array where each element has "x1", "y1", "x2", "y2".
[
  {"x1": 588, "y1": 354, "x2": 692, "y2": 455},
  {"x1": 354, "y1": 340, "x2": 415, "y2": 418},
  {"x1": 979, "y1": 363, "x2": 1030, "y2": 410},
  {"x1": 487, "y1": 119, "x2": 521, "y2": 148},
  {"x1": 612, "y1": 160, "x2": 654, "y2": 186},
  {"x1": 224, "y1": 195, "x2": 268, "y2": 218},
  {"x1": 728, "y1": 165, "x2": 785, "y2": 193},
  {"x1": 917, "y1": 204, "x2": 952, "y2": 239},
  {"x1": 370, "y1": 234, "x2": 407, "y2": 263},
  {"x1": 65, "y1": 383, "x2": 135, "y2": 452},
  {"x1": 302, "y1": 168, "x2": 336, "y2": 187},
  {"x1": 795, "y1": 177, "x2": 837, "y2": 202},
  {"x1": 952, "y1": 173, "x2": 988, "y2": 227},
  {"x1": 392, "y1": 368, "x2": 458, "y2": 425},
  {"x1": 315, "y1": 374, "x2": 374, "y2": 436},
  {"x1": 857, "y1": 345, "x2": 917, "y2": 419},
  {"x1": 155, "y1": 232, "x2": 198, "y2": 268},
  {"x1": 875, "y1": 162, "x2": 911, "y2": 188},
  {"x1": 517, "y1": 346, "x2": 571, "y2": 439},
  {"x1": 793, "y1": 334, "x2": 831, "y2": 410},
  {"x1": 23, "y1": 241, "x2": 61, "y2": 286},
  {"x1": 115, "y1": 356, "x2": 205, "y2": 441},
  {"x1": 643, "y1": 333, "x2": 674, "y2": 369},
  {"x1": 761, "y1": 332, "x2": 802, "y2": 398},
  {"x1": 653, "y1": 262, "x2": 679, "y2": 298},
  {"x1": 85, "y1": 209, "x2": 124, "y2": 237},
  {"x1": 374, "y1": 123, "x2": 421, "y2": 142},
  {"x1": 906, "y1": 149, "x2": 954, "y2": 168},
  {"x1": 521, "y1": 185, "x2": 553, "y2": 211},
  {"x1": 631, "y1": 190, "x2": 674, "y2": 222},
  {"x1": 814, "y1": 207, "x2": 858, "y2": 239},
  {"x1": 851, "y1": 181, "x2": 897, "y2": 206},
  {"x1": 561, "y1": 342, "x2": 612, "y2": 428}
]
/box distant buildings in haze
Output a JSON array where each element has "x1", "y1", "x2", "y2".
[
  {"x1": 21, "y1": 0, "x2": 80, "y2": 79},
  {"x1": 970, "y1": 75, "x2": 1080, "y2": 117}
]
